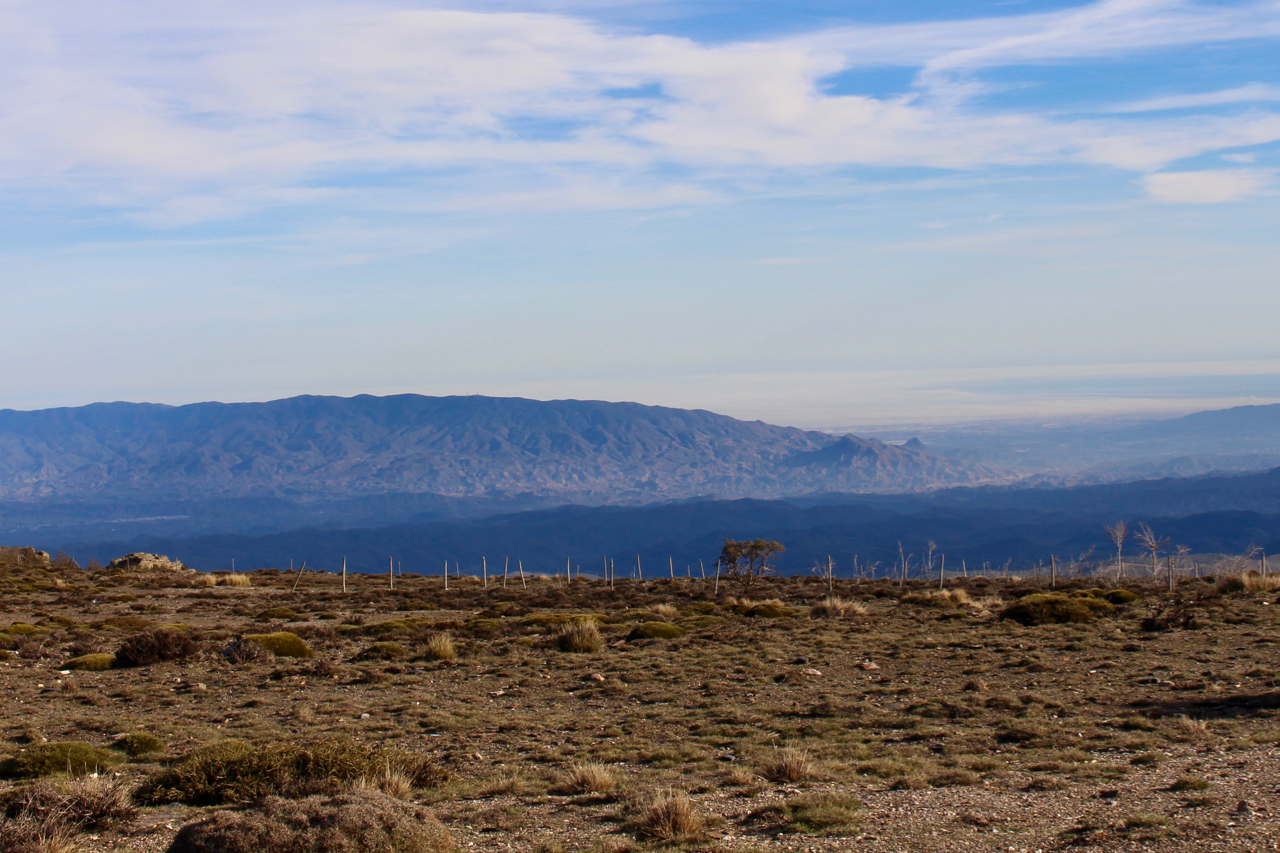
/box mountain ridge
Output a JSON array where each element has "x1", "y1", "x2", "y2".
[{"x1": 0, "y1": 394, "x2": 1006, "y2": 502}]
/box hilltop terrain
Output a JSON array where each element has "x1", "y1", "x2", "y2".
[{"x1": 0, "y1": 556, "x2": 1277, "y2": 852}]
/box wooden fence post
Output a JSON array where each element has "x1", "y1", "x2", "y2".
[{"x1": 341, "y1": 557, "x2": 347, "y2": 593}]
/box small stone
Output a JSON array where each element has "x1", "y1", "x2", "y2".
[
  {"x1": 1235, "y1": 800, "x2": 1252, "y2": 814},
  {"x1": 1122, "y1": 643, "x2": 1145, "y2": 652},
  {"x1": 590, "y1": 673, "x2": 606, "y2": 682},
  {"x1": 859, "y1": 661, "x2": 880, "y2": 671},
  {"x1": 359, "y1": 712, "x2": 371, "y2": 719},
  {"x1": 802, "y1": 668, "x2": 822, "y2": 676}
]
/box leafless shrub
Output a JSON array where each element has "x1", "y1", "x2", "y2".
[{"x1": 114, "y1": 628, "x2": 199, "y2": 667}]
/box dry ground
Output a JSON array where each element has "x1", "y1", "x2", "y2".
[{"x1": 1, "y1": 560, "x2": 1279, "y2": 852}]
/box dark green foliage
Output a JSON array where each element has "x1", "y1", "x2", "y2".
[
  {"x1": 628, "y1": 622, "x2": 687, "y2": 641},
  {"x1": 135, "y1": 738, "x2": 444, "y2": 806},
  {"x1": 257, "y1": 607, "x2": 299, "y2": 620},
  {"x1": 164, "y1": 790, "x2": 453, "y2": 853},
  {"x1": 719, "y1": 538, "x2": 785, "y2": 584},
  {"x1": 0, "y1": 742, "x2": 123, "y2": 778},
  {"x1": 1105, "y1": 589, "x2": 1141, "y2": 605},
  {"x1": 66, "y1": 653, "x2": 115, "y2": 671},
  {"x1": 1001, "y1": 593, "x2": 1114, "y2": 626}
]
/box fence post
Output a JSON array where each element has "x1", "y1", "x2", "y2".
[{"x1": 341, "y1": 557, "x2": 347, "y2": 594}]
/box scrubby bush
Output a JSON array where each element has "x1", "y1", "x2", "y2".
[
  {"x1": 0, "y1": 742, "x2": 122, "y2": 778},
  {"x1": 557, "y1": 620, "x2": 604, "y2": 653},
  {"x1": 628, "y1": 622, "x2": 687, "y2": 641},
  {"x1": 114, "y1": 628, "x2": 199, "y2": 667},
  {"x1": 66, "y1": 652, "x2": 115, "y2": 671},
  {"x1": 135, "y1": 737, "x2": 443, "y2": 806},
  {"x1": 5, "y1": 775, "x2": 137, "y2": 830},
  {"x1": 244, "y1": 632, "x2": 313, "y2": 658},
  {"x1": 257, "y1": 607, "x2": 298, "y2": 621},
  {"x1": 1000, "y1": 593, "x2": 1113, "y2": 626},
  {"x1": 165, "y1": 790, "x2": 452, "y2": 853},
  {"x1": 1217, "y1": 570, "x2": 1280, "y2": 594},
  {"x1": 1105, "y1": 589, "x2": 1142, "y2": 605}
]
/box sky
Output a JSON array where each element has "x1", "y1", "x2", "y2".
[{"x1": 1, "y1": 0, "x2": 1279, "y2": 428}]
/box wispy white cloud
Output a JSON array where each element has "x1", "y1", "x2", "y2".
[
  {"x1": 0, "y1": 0, "x2": 1277, "y2": 224},
  {"x1": 1110, "y1": 83, "x2": 1280, "y2": 112},
  {"x1": 1145, "y1": 168, "x2": 1273, "y2": 203}
]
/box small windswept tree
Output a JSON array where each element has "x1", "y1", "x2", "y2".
[
  {"x1": 1134, "y1": 523, "x2": 1169, "y2": 580},
  {"x1": 1105, "y1": 521, "x2": 1128, "y2": 579},
  {"x1": 719, "y1": 539, "x2": 784, "y2": 586}
]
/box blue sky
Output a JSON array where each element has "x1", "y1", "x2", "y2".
[{"x1": 1, "y1": 0, "x2": 1279, "y2": 427}]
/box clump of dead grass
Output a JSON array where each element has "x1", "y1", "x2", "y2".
[
  {"x1": 757, "y1": 748, "x2": 817, "y2": 784},
  {"x1": 1218, "y1": 570, "x2": 1280, "y2": 594},
  {"x1": 557, "y1": 763, "x2": 618, "y2": 796},
  {"x1": 810, "y1": 596, "x2": 866, "y2": 618},
  {"x1": 420, "y1": 632, "x2": 456, "y2": 662},
  {"x1": 557, "y1": 620, "x2": 604, "y2": 653},
  {"x1": 634, "y1": 790, "x2": 708, "y2": 843}
]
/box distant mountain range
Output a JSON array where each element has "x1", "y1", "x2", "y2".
[
  {"x1": 863, "y1": 402, "x2": 1280, "y2": 479},
  {"x1": 0, "y1": 394, "x2": 1005, "y2": 504}
]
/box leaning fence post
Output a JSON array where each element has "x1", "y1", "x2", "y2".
[
  {"x1": 503, "y1": 557, "x2": 509, "y2": 589},
  {"x1": 443, "y1": 559, "x2": 448, "y2": 591},
  {"x1": 290, "y1": 561, "x2": 307, "y2": 593},
  {"x1": 342, "y1": 557, "x2": 347, "y2": 593},
  {"x1": 389, "y1": 556, "x2": 395, "y2": 591},
  {"x1": 518, "y1": 559, "x2": 526, "y2": 589},
  {"x1": 714, "y1": 559, "x2": 720, "y2": 594}
]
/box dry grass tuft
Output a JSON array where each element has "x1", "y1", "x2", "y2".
[
  {"x1": 810, "y1": 596, "x2": 866, "y2": 618},
  {"x1": 635, "y1": 790, "x2": 707, "y2": 842},
  {"x1": 757, "y1": 748, "x2": 817, "y2": 784},
  {"x1": 651, "y1": 603, "x2": 680, "y2": 620},
  {"x1": 1218, "y1": 570, "x2": 1280, "y2": 594},
  {"x1": 557, "y1": 620, "x2": 604, "y2": 653},
  {"x1": 8, "y1": 775, "x2": 138, "y2": 831},
  {"x1": 558, "y1": 763, "x2": 618, "y2": 796},
  {"x1": 421, "y1": 632, "x2": 456, "y2": 662}
]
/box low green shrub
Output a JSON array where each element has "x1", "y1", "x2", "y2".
[
  {"x1": 1, "y1": 742, "x2": 123, "y2": 778},
  {"x1": 257, "y1": 607, "x2": 298, "y2": 620},
  {"x1": 66, "y1": 653, "x2": 116, "y2": 671},
  {"x1": 1105, "y1": 589, "x2": 1141, "y2": 605},
  {"x1": 245, "y1": 632, "x2": 313, "y2": 659},
  {"x1": 519, "y1": 613, "x2": 606, "y2": 628},
  {"x1": 111, "y1": 732, "x2": 166, "y2": 758},
  {"x1": 1001, "y1": 593, "x2": 1113, "y2": 625},
  {"x1": 628, "y1": 622, "x2": 687, "y2": 641}
]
